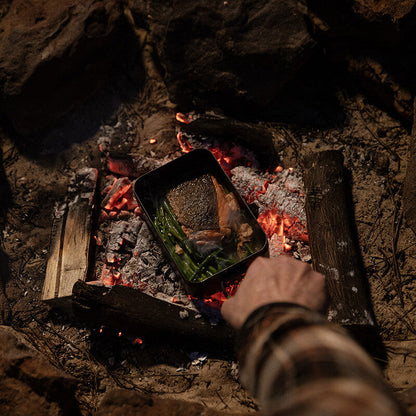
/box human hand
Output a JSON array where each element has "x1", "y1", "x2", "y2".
[{"x1": 221, "y1": 256, "x2": 326, "y2": 329}]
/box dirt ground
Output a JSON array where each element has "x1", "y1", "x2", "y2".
[{"x1": 1, "y1": 67, "x2": 416, "y2": 414}]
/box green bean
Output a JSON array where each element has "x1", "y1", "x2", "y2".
[{"x1": 190, "y1": 249, "x2": 222, "y2": 282}]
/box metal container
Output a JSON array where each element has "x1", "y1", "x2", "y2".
[{"x1": 134, "y1": 148, "x2": 268, "y2": 295}]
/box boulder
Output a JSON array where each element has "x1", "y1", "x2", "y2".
[
  {"x1": 306, "y1": 0, "x2": 416, "y2": 122},
  {"x1": 350, "y1": 0, "x2": 415, "y2": 23},
  {"x1": 0, "y1": 325, "x2": 80, "y2": 416},
  {"x1": 149, "y1": 0, "x2": 316, "y2": 114},
  {"x1": 0, "y1": 0, "x2": 139, "y2": 137},
  {"x1": 307, "y1": 0, "x2": 416, "y2": 44}
]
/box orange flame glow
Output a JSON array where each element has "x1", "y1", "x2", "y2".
[
  {"x1": 202, "y1": 279, "x2": 241, "y2": 309},
  {"x1": 255, "y1": 180, "x2": 270, "y2": 199},
  {"x1": 176, "y1": 132, "x2": 193, "y2": 153},
  {"x1": 176, "y1": 112, "x2": 192, "y2": 124},
  {"x1": 257, "y1": 210, "x2": 283, "y2": 239},
  {"x1": 149, "y1": 138, "x2": 157, "y2": 144}
]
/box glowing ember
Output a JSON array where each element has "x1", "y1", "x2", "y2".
[
  {"x1": 133, "y1": 338, "x2": 143, "y2": 345},
  {"x1": 202, "y1": 280, "x2": 241, "y2": 309},
  {"x1": 258, "y1": 210, "x2": 283, "y2": 239},
  {"x1": 255, "y1": 180, "x2": 270, "y2": 199},
  {"x1": 104, "y1": 186, "x2": 131, "y2": 210},
  {"x1": 274, "y1": 165, "x2": 283, "y2": 173},
  {"x1": 106, "y1": 156, "x2": 137, "y2": 177},
  {"x1": 101, "y1": 264, "x2": 115, "y2": 285},
  {"x1": 176, "y1": 112, "x2": 193, "y2": 124},
  {"x1": 284, "y1": 243, "x2": 292, "y2": 251},
  {"x1": 176, "y1": 132, "x2": 193, "y2": 153},
  {"x1": 257, "y1": 210, "x2": 291, "y2": 256},
  {"x1": 149, "y1": 138, "x2": 157, "y2": 144}
]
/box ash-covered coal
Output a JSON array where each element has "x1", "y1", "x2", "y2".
[
  {"x1": 231, "y1": 165, "x2": 307, "y2": 241},
  {"x1": 96, "y1": 213, "x2": 192, "y2": 306}
]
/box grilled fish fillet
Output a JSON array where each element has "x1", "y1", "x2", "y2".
[{"x1": 167, "y1": 174, "x2": 219, "y2": 231}]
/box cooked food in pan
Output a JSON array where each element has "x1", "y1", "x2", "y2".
[{"x1": 153, "y1": 173, "x2": 259, "y2": 282}]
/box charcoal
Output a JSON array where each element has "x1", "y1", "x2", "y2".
[{"x1": 101, "y1": 177, "x2": 131, "y2": 209}]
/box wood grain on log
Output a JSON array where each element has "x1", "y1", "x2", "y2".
[
  {"x1": 42, "y1": 168, "x2": 98, "y2": 306},
  {"x1": 302, "y1": 150, "x2": 376, "y2": 330}
]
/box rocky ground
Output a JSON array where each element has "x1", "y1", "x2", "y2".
[{"x1": 2, "y1": 1, "x2": 416, "y2": 415}]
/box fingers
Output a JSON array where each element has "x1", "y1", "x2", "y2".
[{"x1": 221, "y1": 256, "x2": 326, "y2": 329}]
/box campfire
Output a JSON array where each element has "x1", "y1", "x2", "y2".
[
  {"x1": 42, "y1": 107, "x2": 375, "y2": 349},
  {"x1": 2, "y1": 1, "x2": 416, "y2": 413},
  {"x1": 86, "y1": 113, "x2": 309, "y2": 316}
]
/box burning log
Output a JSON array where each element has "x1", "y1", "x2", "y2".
[
  {"x1": 72, "y1": 281, "x2": 235, "y2": 348},
  {"x1": 42, "y1": 168, "x2": 98, "y2": 307},
  {"x1": 178, "y1": 114, "x2": 278, "y2": 169},
  {"x1": 302, "y1": 151, "x2": 377, "y2": 339}
]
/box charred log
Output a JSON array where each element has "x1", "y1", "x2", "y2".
[
  {"x1": 72, "y1": 281, "x2": 235, "y2": 350},
  {"x1": 302, "y1": 150, "x2": 378, "y2": 344},
  {"x1": 180, "y1": 115, "x2": 278, "y2": 169}
]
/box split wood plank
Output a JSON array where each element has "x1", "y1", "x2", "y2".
[
  {"x1": 302, "y1": 151, "x2": 377, "y2": 334},
  {"x1": 42, "y1": 168, "x2": 98, "y2": 306}
]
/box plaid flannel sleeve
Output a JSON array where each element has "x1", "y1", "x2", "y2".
[{"x1": 237, "y1": 303, "x2": 404, "y2": 416}]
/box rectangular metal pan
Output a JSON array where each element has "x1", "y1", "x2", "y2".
[{"x1": 134, "y1": 148, "x2": 268, "y2": 296}]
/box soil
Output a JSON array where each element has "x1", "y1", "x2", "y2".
[{"x1": 1, "y1": 63, "x2": 416, "y2": 414}]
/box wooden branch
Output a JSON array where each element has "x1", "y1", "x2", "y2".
[
  {"x1": 180, "y1": 116, "x2": 278, "y2": 169},
  {"x1": 302, "y1": 151, "x2": 376, "y2": 330},
  {"x1": 42, "y1": 168, "x2": 98, "y2": 307},
  {"x1": 72, "y1": 281, "x2": 235, "y2": 349}
]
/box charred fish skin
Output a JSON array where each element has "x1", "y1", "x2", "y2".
[{"x1": 167, "y1": 174, "x2": 219, "y2": 231}]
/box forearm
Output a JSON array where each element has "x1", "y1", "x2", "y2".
[{"x1": 237, "y1": 303, "x2": 404, "y2": 416}]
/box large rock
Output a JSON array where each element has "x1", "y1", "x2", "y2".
[
  {"x1": 149, "y1": 0, "x2": 316, "y2": 114},
  {"x1": 306, "y1": 0, "x2": 416, "y2": 122},
  {"x1": 307, "y1": 0, "x2": 416, "y2": 43},
  {"x1": 352, "y1": 0, "x2": 416, "y2": 22},
  {"x1": 0, "y1": 0, "x2": 138, "y2": 136},
  {"x1": 0, "y1": 325, "x2": 80, "y2": 416}
]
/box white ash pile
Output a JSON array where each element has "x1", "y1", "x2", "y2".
[
  {"x1": 230, "y1": 165, "x2": 309, "y2": 259},
  {"x1": 54, "y1": 168, "x2": 98, "y2": 218},
  {"x1": 94, "y1": 174, "x2": 194, "y2": 310}
]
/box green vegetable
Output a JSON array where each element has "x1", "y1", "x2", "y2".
[{"x1": 154, "y1": 198, "x2": 251, "y2": 282}]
